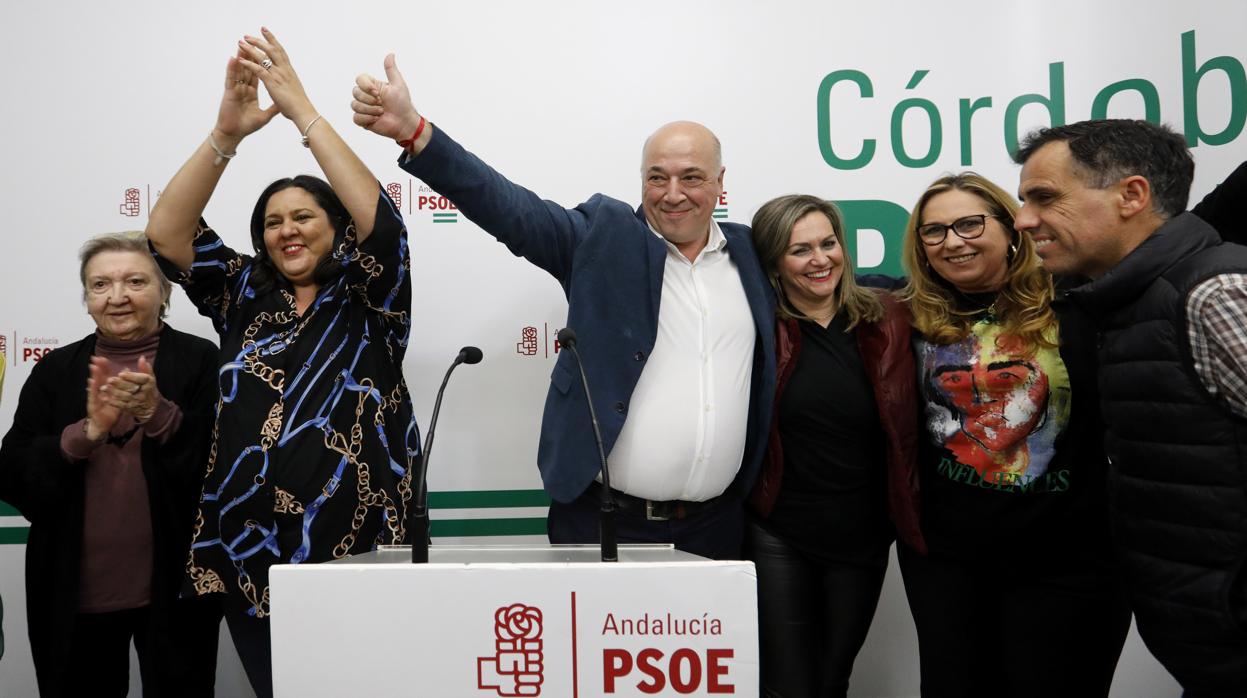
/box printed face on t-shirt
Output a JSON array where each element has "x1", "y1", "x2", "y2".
[{"x1": 920, "y1": 322, "x2": 1070, "y2": 486}]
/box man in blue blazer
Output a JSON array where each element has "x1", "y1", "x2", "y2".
[{"x1": 351, "y1": 56, "x2": 776, "y2": 559}]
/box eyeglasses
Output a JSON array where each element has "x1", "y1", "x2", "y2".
[{"x1": 917, "y1": 214, "x2": 995, "y2": 246}]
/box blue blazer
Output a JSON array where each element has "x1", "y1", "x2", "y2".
[{"x1": 401, "y1": 128, "x2": 777, "y2": 503}]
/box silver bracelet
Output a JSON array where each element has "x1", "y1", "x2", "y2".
[
  {"x1": 301, "y1": 115, "x2": 323, "y2": 148},
  {"x1": 208, "y1": 132, "x2": 237, "y2": 166}
]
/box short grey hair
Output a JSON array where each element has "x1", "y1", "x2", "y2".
[{"x1": 78, "y1": 231, "x2": 173, "y2": 316}]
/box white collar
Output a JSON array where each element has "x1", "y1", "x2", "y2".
[{"x1": 646, "y1": 219, "x2": 728, "y2": 260}]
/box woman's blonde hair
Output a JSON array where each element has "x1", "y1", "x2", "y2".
[
  {"x1": 900, "y1": 173, "x2": 1055, "y2": 351},
  {"x1": 751, "y1": 194, "x2": 882, "y2": 330}
]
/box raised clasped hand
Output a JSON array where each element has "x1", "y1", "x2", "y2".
[
  {"x1": 352, "y1": 54, "x2": 420, "y2": 141},
  {"x1": 236, "y1": 27, "x2": 318, "y2": 130},
  {"x1": 215, "y1": 47, "x2": 280, "y2": 144}
]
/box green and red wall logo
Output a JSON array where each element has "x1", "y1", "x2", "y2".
[{"x1": 418, "y1": 183, "x2": 459, "y2": 223}]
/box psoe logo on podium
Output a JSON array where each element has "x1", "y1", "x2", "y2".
[{"x1": 478, "y1": 603, "x2": 545, "y2": 696}]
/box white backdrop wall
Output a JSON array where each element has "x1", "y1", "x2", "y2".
[{"x1": 1, "y1": 1, "x2": 1244, "y2": 695}]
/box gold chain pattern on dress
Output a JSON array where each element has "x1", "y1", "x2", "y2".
[
  {"x1": 259, "y1": 401, "x2": 283, "y2": 452},
  {"x1": 236, "y1": 560, "x2": 271, "y2": 618},
  {"x1": 273, "y1": 487, "x2": 305, "y2": 514},
  {"x1": 326, "y1": 377, "x2": 403, "y2": 558},
  {"x1": 173, "y1": 207, "x2": 415, "y2": 619},
  {"x1": 185, "y1": 393, "x2": 226, "y2": 595}
]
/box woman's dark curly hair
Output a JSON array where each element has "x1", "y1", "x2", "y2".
[{"x1": 248, "y1": 175, "x2": 352, "y2": 292}]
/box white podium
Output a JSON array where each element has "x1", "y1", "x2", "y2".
[{"x1": 270, "y1": 545, "x2": 759, "y2": 697}]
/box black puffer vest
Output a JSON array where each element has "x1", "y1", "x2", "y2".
[{"x1": 1069, "y1": 213, "x2": 1247, "y2": 691}]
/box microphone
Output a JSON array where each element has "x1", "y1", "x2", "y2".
[
  {"x1": 459, "y1": 346, "x2": 483, "y2": 365},
  {"x1": 411, "y1": 346, "x2": 483, "y2": 563},
  {"x1": 556, "y1": 327, "x2": 617, "y2": 563}
]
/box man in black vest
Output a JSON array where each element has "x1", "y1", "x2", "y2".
[{"x1": 1013, "y1": 119, "x2": 1247, "y2": 697}]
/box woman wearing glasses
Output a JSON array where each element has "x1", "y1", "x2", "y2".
[
  {"x1": 897, "y1": 163, "x2": 1247, "y2": 696},
  {"x1": 896, "y1": 173, "x2": 1132, "y2": 697}
]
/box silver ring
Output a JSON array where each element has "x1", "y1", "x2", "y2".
[
  {"x1": 261, "y1": 58, "x2": 273, "y2": 70},
  {"x1": 235, "y1": 79, "x2": 245, "y2": 85},
  {"x1": 131, "y1": 383, "x2": 142, "y2": 394}
]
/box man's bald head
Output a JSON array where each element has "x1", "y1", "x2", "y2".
[
  {"x1": 641, "y1": 121, "x2": 722, "y2": 172},
  {"x1": 639, "y1": 121, "x2": 726, "y2": 257}
]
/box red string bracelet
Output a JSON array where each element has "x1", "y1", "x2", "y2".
[{"x1": 397, "y1": 116, "x2": 427, "y2": 149}]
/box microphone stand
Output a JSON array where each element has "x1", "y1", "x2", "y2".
[
  {"x1": 558, "y1": 328, "x2": 617, "y2": 562},
  {"x1": 411, "y1": 347, "x2": 481, "y2": 563}
]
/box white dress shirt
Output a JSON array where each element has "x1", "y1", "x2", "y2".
[{"x1": 606, "y1": 221, "x2": 756, "y2": 501}]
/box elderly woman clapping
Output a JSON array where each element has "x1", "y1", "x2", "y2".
[{"x1": 0, "y1": 232, "x2": 221, "y2": 697}]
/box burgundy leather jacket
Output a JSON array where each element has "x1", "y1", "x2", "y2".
[{"x1": 748, "y1": 291, "x2": 926, "y2": 554}]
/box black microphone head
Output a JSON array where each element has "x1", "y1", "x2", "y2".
[
  {"x1": 459, "y1": 346, "x2": 483, "y2": 365},
  {"x1": 556, "y1": 327, "x2": 578, "y2": 347}
]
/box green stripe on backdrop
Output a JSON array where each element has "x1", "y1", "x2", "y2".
[
  {"x1": 1, "y1": 493, "x2": 548, "y2": 514},
  {"x1": 0, "y1": 491, "x2": 551, "y2": 543},
  {"x1": 431, "y1": 517, "x2": 547, "y2": 537},
  {"x1": 1, "y1": 493, "x2": 546, "y2": 516},
  {"x1": 0, "y1": 519, "x2": 546, "y2": 543},
  {"x1": 429, "y1": 489, "x2": 550, "y2": 509},
  {"x1": 0, "y1": 528, "x2": 29, "y2": 545}
]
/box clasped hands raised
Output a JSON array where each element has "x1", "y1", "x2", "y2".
[
  {"x1": 209, "y1": 26, "x2": 425, "y2": 153},
  {"x1": 211, "y1": 27, "x2": 321, "y2": 152}
]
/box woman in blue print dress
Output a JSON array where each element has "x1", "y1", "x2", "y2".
[{"x1": 145, "y1": 29, "x2": 418, "y2": 698}]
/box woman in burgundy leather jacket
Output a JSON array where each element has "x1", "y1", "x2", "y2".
[{"x1": 746, "y1": 194, "x2": 922, "y2": 697}]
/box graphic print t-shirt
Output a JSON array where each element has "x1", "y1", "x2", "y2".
[{"x1": 915, "y1": 318, "x2": 1078, "y2": 558}]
